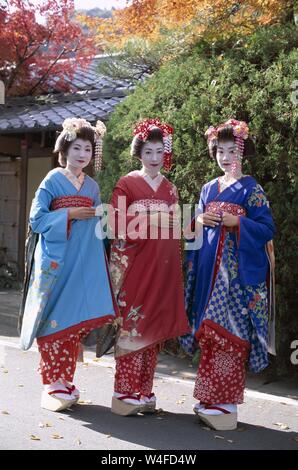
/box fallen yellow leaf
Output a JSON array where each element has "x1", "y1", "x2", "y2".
[
  {"x1": 51, "y1": 434, "x2": 63, "y2": 440},
  {"x1": 2, "y1": 411, "x2": 10, "y2": 415},
  {"x1": 77, "y1": 399, "x2": 92, "y2": 405},
  {"x1": 38, "y1": 422, "x2": 53, "y2": 428},
  {"x1": 274, "y1": 422, "x2": 290, "y2": 430},
  {"x1": 30, "y1": 435, "x2": 41, "y2": 441}
]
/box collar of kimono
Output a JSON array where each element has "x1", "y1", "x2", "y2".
[
  {"x1": 139, "y1": 169, "x2": 163, "y2": 191},
  {"x1": 58, "y1": 167, "x2": 85, "y2": 191}
]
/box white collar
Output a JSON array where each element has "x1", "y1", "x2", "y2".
[
  {"x1": 138, "y1": 169, "x2": 163, "y2": 191},
  {"x1": 58, "y1": 167, "x2": 85, "y2": 191}
]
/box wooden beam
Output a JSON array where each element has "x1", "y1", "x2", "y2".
[
  {"x1": 28, "y1": 147, "x2": 53, "y2": 158},
  {"x1": 17, "y1": 137, "x2": 29, "y2": 281}
]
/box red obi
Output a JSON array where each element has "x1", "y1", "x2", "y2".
[
  {"x1": 205, "y1": 201, "x2": 247, "y2": 217},
  {"x1": 51, "y1": 196, "x2": 93, "y2": 210}
]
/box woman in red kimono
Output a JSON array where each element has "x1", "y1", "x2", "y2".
[{"x1": 109, "y1": 119, "x2": 190, "y2": 415}]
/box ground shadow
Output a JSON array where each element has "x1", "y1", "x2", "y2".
[{"x1": 66, "y1": 404, "x2": 298, "y2": 450}]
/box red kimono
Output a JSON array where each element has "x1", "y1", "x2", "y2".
[{"x1": 109, "y1": 171, "x2": 190, "y2": 360}]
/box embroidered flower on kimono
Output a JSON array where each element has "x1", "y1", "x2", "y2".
[
  {"x1": 119, "y1": 329, "x2": 131, "y2": 338},
  {"x1": 247, "y1": 185, "x2": 268, "y2": 208},
  {"x1": 120, "y1": 255, "x2": 128, "y2": 268},
  {"x1": 131, "y1": 328, "x2": 141, "y2": 337},
  {"x1": 51, "y1": 320, "x2": 58, "y2": 328},
  {"x1": 50, "y1": 261, "x2": 59, "y2": 270},
  {"x1": 169, "y1": 186, "x2": 178, "y2": 198},
  {"x1": 127, "y1": 305, "x2": 145, "y2": 322}
]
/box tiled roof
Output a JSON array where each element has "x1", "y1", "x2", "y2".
[
  {"x1": 44, "y1": 59, "x2": 128, "y2": 94},
  {"x1": 0, "y1": 57, "x2": 131, "y2": 133},
  {"x1": 0, "y1": 90, "x2": 127, "y2": 133}
]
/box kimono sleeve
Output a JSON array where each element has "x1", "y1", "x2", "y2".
[
  {"x1": 29, "y1": 177, "x2": 69, "y2": 243},
  {"x1": 238, "y1": 183, "x2": 275, "y2": 251},
  {"x1": 237, "y1": 182, "x2": 275, "y2": 285},
  {"x1": 92, "y1": 180, "x2": 102, "y2": 207},
  {"x1": 109, "y1": 178, "x2": 148, "y2": 243}
]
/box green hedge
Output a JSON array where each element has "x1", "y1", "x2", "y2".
[{"x1": 98, "y1": 24, "x2": 298, "y2": 375}]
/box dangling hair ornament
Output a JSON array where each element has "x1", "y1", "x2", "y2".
[
  {"x1": 133, "y1": 118, "x2": 174, "y2": 171},
  {"x1": 54, "y1": 118, "x2": 106, "y2": 172},
  {"x1": 94, "y1": 120, "x2": 106, "y2": 172},
  {"x1": 205, "y1": 119, "x2": 249, "y2": 159}
]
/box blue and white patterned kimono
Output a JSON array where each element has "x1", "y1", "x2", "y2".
[
  {"x1": 182, "y1": 175, "x2": 276, "y2": 373},
  {"x1": 20, "y1": 168, "x2": 116, "y2": 350}
]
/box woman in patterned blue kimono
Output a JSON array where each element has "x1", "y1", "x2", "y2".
[
  {"x1": 183, "y1": 119, "x2": 276, "y2": 430},
  {"x1": 19, "y1": 118, "x2": 117, "y2": 412}
]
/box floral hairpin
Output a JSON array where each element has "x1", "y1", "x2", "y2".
[
  {"x1": 58, "y1": 118, "x2": 106, "y2": 172},
  {"x1": 205, "y1": 119, "x2": 249, "y2": 158}
]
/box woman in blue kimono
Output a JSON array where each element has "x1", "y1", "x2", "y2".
[
  {"x1": 183, "y1": 119, "x2": 276, "y2": 430},
  {"x1": 19, "y1": 118, "x2": 117, "y2": 412}
]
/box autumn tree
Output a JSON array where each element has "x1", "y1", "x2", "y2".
[
  {"x1": 79, "y1": 0, "x2": 295, "y2": 81},
  {"x1": 0, "y1": 0, "x2": 97, "y2": 97},
  {"x1": 82, "y1": 0, "x2": 294, "y2": 48}
]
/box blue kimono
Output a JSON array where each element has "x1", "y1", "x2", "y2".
[
  {"x1": 182, "y1": 175, "x2": 276, "y2": 373},
  {"x1": 20, "y1": 168, "x2": 116, "y2": 350}
]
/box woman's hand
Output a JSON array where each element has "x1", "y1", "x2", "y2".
[
  {"x1": 197, "y1": 212, "x2": 221, "y2": 228},
  {"x1": 221, "y1": 212, "x2": 239, "y2": 227},
  {"x1": 68, "y1": 207, "x2": 96, "y2": 220}
]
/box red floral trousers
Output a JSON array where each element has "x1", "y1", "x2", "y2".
[{"x1": 114, "y1": 346, "x2": 158, "y2": 396}]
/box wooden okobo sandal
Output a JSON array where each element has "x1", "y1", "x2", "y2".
[
  {"x1": 141, "y1": 393, "x2": 156, "y2": 413},
  {"x1": 196, "y1": 405, "x2": 237, "y2": 431},
  {"x1": 41, "y1": 388, "x2": 77, "y2": 412},
  {"x1": 111, "y1": 394, "x2": 143, "y2": 416}
]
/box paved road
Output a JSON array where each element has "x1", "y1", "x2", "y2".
[{"x1": 0, "y1": 332, "x2": 297, "y2": 450}]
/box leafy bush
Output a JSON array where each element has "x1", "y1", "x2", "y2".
[{"x1": 98, "y1": 23, "x2": 298, "y2": 375}]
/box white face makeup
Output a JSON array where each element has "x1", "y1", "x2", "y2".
[
  {"x1": 65, "y1": 138, "x2": 93, "y2": 171},
  {"x1": 140, "y1": 140, "x2": 164, "y2": 178},
  {"x1": 216, "y1": 140, "x2": 242, "y2": 177}
]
